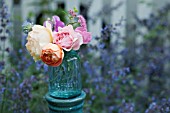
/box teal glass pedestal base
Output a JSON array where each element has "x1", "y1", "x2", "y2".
[{"x1": 45, "y1": 91, "x2": 86, "y2": 113}]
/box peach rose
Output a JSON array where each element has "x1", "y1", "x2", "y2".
[
  {"x1": 53, "y1": 25, "x2": 83, "y2": 51},
  {"x1": 40, "y1": 43, "x2": 64, "y2": 67},
  {"x1": 26, "y1": 24, "x2": 53, "y2": 61}
]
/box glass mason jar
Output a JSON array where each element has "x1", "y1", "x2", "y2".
[{"x1": 48, "y1": 50, "x2": 82, "y2": 99}]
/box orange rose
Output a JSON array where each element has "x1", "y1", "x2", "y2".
[{"x1": 40, "y1": 43, "x2": 64, "y2": 67}]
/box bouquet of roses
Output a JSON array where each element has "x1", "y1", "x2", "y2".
[{"x1": 23, "y1": 9, "x2": 91, "y2": 67}]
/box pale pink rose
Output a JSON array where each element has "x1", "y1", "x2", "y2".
[
  {"x1": 26, "y1": 25, "x2": 53, "y2": 61},
  {"x1": 75, "y1": 27, "x2": 92, "y2": 44},
  {"x1": 75, "y1": 15, "x2": 92, "y2": 44},
  {"x1": 40, "y1": 43, "x2": 64, "y2": 67},
  {"x1": 53, "y1": 25, "x2": 83, "y2": 51}
]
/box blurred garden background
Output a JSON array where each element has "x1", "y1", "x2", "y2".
[{"x1": 1, "y1": 0, "x2": 170, "y2": 113}]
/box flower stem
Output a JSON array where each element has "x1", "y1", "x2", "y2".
[
  {"x1": 1, "y1": 28, "x2": 6, "y2": 63},
  {"x1": 2, "y1": 41, "x2": 5, "y2": 62},
  {"x1": 0, "y1": 73, "x2": 8, "y2": 113},
  {"x1": 0, "y1": 89, "x2": 6, "y2": 113},
  {"x1": 66, "y1": 22, "x2": 78, "y2": 26}
]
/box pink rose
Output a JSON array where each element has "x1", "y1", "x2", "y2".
[
  {"x1": 40, "y1": 43, "x2": 64, "y2": 67},
  {"x1": 75, "y1": 15, "x2": 92, "y2": 44},
  {"x1": 53, "y1": 25, "x2": 83, "y2": 51}
]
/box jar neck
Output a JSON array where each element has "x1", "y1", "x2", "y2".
[
  {"x1": 64, "y1": 50, "x2": 78, "y2": 55},
  {"x1": 64, "y1": 50, "x2": 79, "y2": 59}
]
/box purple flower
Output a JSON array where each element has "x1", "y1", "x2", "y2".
[
  {"x1": 0, "y1": 61, "x2": 5, "y2": 71},
  {"x1": 52, "y1": 15, "x2": 65, "y2": 32},
  {"x1": 75, "y1": 15, "x2": 92, "y2": 44},
  {"x1": 69, "y1": 10, "x2": 77, "y2": 17},
  {"x1": 77, "y1": 15, "x2": 87, "y2": 31},
  {"x1": 1, "y1": 87, "x2": 6, "y2": 93}
]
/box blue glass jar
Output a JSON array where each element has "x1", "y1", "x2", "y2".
[{"x1": 48, "y1": 50, "x2": 82, "y2": 99}]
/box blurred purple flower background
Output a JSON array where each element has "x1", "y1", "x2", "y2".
[{"x1": 1, "y1": 0, "x2": 170, "y2": 113}]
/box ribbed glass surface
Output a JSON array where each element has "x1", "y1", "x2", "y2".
[{"x1": 48, "y1": 51, "x2": 82, "y2": 99}]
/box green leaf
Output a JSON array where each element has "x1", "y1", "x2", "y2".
[{"x1": 73, "y1": 7, "x2": 78, "y2": 13}]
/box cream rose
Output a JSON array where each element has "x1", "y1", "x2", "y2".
[
  {"x1": 40, "y1": 43, "x2": 64, "y2": 67},
  {"x1": 25, "y1": 24, "x2": 53, "y2": 61}
]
